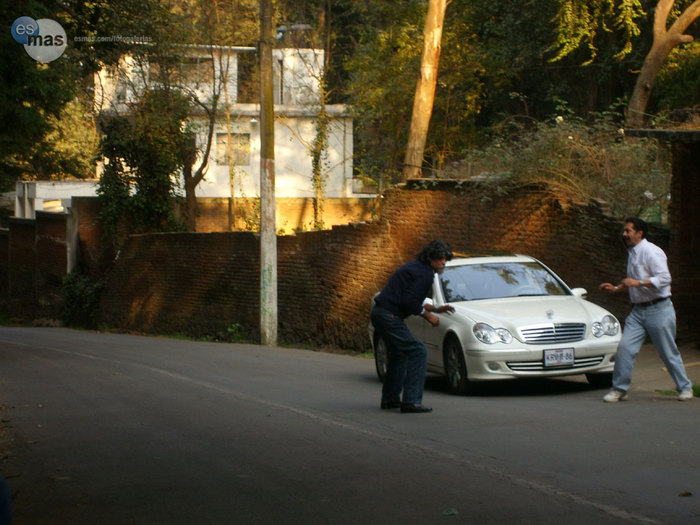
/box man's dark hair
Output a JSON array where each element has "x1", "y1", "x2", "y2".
[
  {"x1": 624, "y1": 216, "x2": 648, "y2": 239},
  {"x1": 417, "y1": 239, "x2": 453, "y2": 263}
]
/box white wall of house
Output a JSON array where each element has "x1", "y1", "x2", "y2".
[
  {"x1": 194, "y1": 104, "x2": 353, "y2": 199},
  {"x1": 94, "y1": 46, "x2": 248, "y2": 114},
  {"x1": 92, "y1": 45, "x2": 361, "y2": 201},
  {"x1": 272, "y1": 48, "x2": 324, "y2": 106}
]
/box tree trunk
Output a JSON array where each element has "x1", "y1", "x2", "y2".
[
  {"x1": 182, "y1": 135, "x2": 199, "y2": 232},
  {"x1": 184, "y1": 171, "x2": 198, "y2": 232},
  {"x1": 626, "y1": 0, "x2": 700, "y2": 128},
  {"x1": 401, "y1": 0, "x2": 447, "y2": 181}
]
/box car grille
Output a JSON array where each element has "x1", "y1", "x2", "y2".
[
  {"x1": 507, "y1": 355, "x2": 605, "y2": 372},
  {"x1": 519, "y1": 323, "x2": 586, "y2": 344}
]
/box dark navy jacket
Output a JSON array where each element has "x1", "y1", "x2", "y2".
[{"x1": 373, "y1": 260, "x2": 434, "y2": 319}]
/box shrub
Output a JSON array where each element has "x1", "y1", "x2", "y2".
[
  {"x1": 62, "y1": 273, "x2": 103, "y2": 329},
  {"x1": 472, "y1": 112, "x2": 671, "y2": 220}
]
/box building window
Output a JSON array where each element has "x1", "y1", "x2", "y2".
[{"x1": 216, "y1": 133, "x2": 250, "y2": 166}]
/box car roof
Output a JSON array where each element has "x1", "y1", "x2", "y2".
[{"x1": 446, "y1": 253, "x2": 537, "y2": 266}]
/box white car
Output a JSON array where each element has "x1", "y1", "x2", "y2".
[{"x1": 369, "y1": 254, "x2": 621, "y2": 394}]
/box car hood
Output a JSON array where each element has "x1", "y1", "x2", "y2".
[{"x1": 452, "y1": 295, "x2": 611, "y2": 329}]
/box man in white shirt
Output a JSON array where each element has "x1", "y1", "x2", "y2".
[{"x1": 599, "y1": 217, "x2": 693, "y2": 402}]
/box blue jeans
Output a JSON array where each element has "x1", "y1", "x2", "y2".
[
  {"x1": 371, "y1": 305, "x2": 428, "y2": 405},
  {"x1": 612, "y1": 299, "x2": 692, "y2": 393}
]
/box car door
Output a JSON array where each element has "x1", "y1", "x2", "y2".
[{"x1": 405, "y1": 280, "x2": 444, "y2": 367}]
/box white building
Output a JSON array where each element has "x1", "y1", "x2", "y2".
[{"x1": 94, "y1": 45, "x2": 361, "y2": 201}]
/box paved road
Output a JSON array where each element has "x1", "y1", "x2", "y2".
[{"x1": 0, "y1": 327, "x2": 698, "y2": 524}]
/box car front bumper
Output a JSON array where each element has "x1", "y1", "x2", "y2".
[{"x1": 462, "y1": 340, "x2": 618, "y2": 381}]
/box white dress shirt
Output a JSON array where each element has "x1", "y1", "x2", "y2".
[{"x1": 626, "y1": 238, "x2": 672, "y2": 304}]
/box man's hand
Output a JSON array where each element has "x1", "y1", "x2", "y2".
[
  {"x1": 599, "y1": 282, "x2": 623, "y2": 294},
  {"x1": 422, "y1": 304, "x2": 454, "y2": 327},
  {"x1": 434, "y1": 305, "x2": 455, "y2": 314}
]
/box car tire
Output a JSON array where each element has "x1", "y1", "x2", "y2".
[
  {"x1": 585, "y1": 372, "x2": 613, "y2": 388},
  {"x1": 374, "y1": 335, "x2": 388, "y2": 382},
  {"x1": 444, "y1": 336, "x2": 472, "y2": 395}
]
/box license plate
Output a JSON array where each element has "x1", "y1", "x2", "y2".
[{"x1": 544, "y1": 348, "x2": 574, "y2": 367}]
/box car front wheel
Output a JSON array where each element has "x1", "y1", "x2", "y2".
[
  {"x1": 444, "y1": 336, "x2": 472, "y2": 395},
  {"x1": 374, "y1": 335, "x2": 388, "y2": 382}
]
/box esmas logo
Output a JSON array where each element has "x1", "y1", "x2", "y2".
[{"x1": 11, "y1": 16, "x2": 67, "y2": 63}]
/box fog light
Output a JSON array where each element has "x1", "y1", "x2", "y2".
[{"x1": 487, "y1": 362, "x2": 500, "y2": 371}]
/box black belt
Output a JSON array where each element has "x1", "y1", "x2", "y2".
[{"x1": 635, "y1": 297, "x2": 669, "y2": 308}]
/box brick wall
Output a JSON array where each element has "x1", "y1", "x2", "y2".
[
  {"x1": 668, "y1": 141, "x2": 700, "y2": 337},
  {"x1": 72, "y1": 197, "x2": 115, "y2": 278},
  {"x1": 5, "y1": 180, "x2": 694, "y2": 348},
  {"x1": 97, "y1": 232, "x2": 260, "y2": 338},
  {"x1": 98, "y1": 183, "x2": 651, "y2": 350},
  {"x1": 34, "y1": 211, "x2": 70, "y2": 316},
  {"x1": 187, "y1": 197, "x2": 377, "y2": 233},
  {"x1": 7, "y1": 218, "x2": 37, "y2": 316}
]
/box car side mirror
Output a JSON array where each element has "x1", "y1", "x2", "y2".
[{"x1": 571, "y1": 287, "x2": 587, "y2": 299}]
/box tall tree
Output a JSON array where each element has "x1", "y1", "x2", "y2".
[
  {"x1": 402, "y1": 0, "x2": 447, "y2": 180},
  {"x1": 627, "y1": 0, "x2": 700, "y2": 126},
  {"x1": 551, "y1": 0, "x2": 700, "y2": 127}
]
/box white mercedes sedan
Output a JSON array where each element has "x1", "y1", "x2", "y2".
[{"x1": 369, "y1": 254, "x2": 621, "y2": 394}]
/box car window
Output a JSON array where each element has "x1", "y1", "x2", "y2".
[{"x1": 440, "y1": 261, "x2": 568, "y2": 301}]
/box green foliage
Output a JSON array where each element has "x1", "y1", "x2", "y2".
[
  {"x1": 227, "y1": 322, "x2": 244, "y2": 342},
  {"x1": 0, "y1": 2, "x2": 77, "y2": 187},
  {"x1": 235, "y1": 193, "x2": 261, "y2": 232},
  {"x1": 98, "y1": 87, "x2": 190, "y2": 238},
  {"x1": 339, "y1": 0, "x2": 661, "y2": 188},
  {"x1": 549, "y1": 0, "x2": 646, "y2": 63},
  {"x1": 0, "y1": 0, "x2": 172, "y2": 189},
  {"x1": 653, "y1": 42, "x2": 700, "y2": 114},
  {"x1": 62, "y1": 272, "x2": 104, "y2": 328},
  {"x1": 344, "y1": 2, "x2": 426, "y2": 184},
  {"x1": 473, "y1": 111, "x2": 671, "y2": 218},
  {"x1": 33, "y1": 96, "x2": 99, "y2": 180}
]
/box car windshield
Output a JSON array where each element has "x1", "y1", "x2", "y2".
[{"x1": 440, "y1": 261, "x2": 569, "y2": 301}]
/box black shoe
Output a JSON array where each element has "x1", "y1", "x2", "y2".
[
  {"x1": 400, "y1": 403, "x2": 432, "y2": 413},
  {"x1": 381, "y1": 400, "x2": 401, "y2": 410}
]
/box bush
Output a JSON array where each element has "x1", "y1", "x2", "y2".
[
  {"x1": 472, "y1": 112, "x2": 671, "y2": 219},
  {"x1": 62, "y1": 273, "x2": 104, "y2": 329}
]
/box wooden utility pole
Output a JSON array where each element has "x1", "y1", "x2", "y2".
[
  {"x1": 259, "y1": 0, "x2": 277, "y2": 345},
  {"x1": 402, "y1": 0, "x2": 447, "y2": 181}
]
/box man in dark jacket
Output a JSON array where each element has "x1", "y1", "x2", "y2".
[{"x1": 371, "y1": 239, "x2": 454, "y2": 413}]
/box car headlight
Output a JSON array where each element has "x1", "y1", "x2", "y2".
[
  {"x1": 592, "y1": 315, "x2": 620, "y2": 337},
  {"x1": 473, "y1": 323, "x2": 513, "y2": 344}
]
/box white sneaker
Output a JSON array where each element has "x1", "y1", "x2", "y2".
[
  {"x1": 678, "y1": 389, "x2": 694, "y2": 401},
  {"x1": 603, "y1": 389, "x2": 629, "y2": 403}
]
